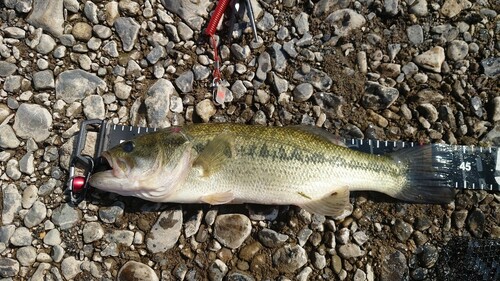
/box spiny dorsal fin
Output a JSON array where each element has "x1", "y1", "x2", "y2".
[
  {"x1": 289, "y1": 126, "x2": 346, "y2": 147},
  {"x1": 192, "y1": 134, "x2": 234, "y2": 177},
  {"x1": 201, "y1": 191, "x2": 235, "y2": 205},
  {"x1": 299, "y1": 186, "x2": 351, "y2": 217}
]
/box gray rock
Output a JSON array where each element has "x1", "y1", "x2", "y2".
[
  {"x1": 384, "y1": 0, "x2": 399, "y2": 16},
  {"x1": 3, "y1": 75, "x2": 22, "y2": 92},
  {"x1": 407, "y1": 25, "x2": 424, "y2": 45},
  {"x1": 193, "y1": 64, "x2": 211, "y2": 81},
  {"x1": 93, "y1": 25, "x2": 113, "y2": 39},
  {"x1": 0, "y1": 225, "x2": 15, "y2": 244},
  {"x1": 353, "y1": 231, "x2": 369, "y2": 246},
  {"x1": 418, "y1": 103, "x2": 439, "y2": 122},
  {"x1": 297, "y1": 228, "x2": 313, "y2": 246},
  {"x1": 160, "y1": 0, "x2": 210, "y2": 30},
  {"x1": 226, "y1": 271, "x2": 255, "y2": 281},
  {"x1": 33, "y1": 70, "x2": 55, "y2": 90},
  {"x1": 101, "y1": 242, "x2": 119, "y2": 257},
  {"x1": 0, "y1": 61, "x2": 18, "y2": 77},
  {"x1": 447, "y1": 40, "x2": 468, "y2": 61},
  {"x1": 338, "y1": 243, "x2": 366, "y2": 258},
  {"x1": 283, "y1": 41, "x2": 298, "y2": 58},
  {"x1": 231, "y1": 80, "x2": 247, "y2": 99},
  {"x1": 115, "y1": 82, "x2": 132, "y2": 100},
  {"x1": 294, "y1": 12, "x2": 309, "y2": 35},
  {"x1": 72, "y1": 22, "x2": 92, "y2": 41},
  {"x1": 59, "y1": 34, "x2": 76, "y2": 47},
  {"x1": 336, "y1": 228, "x2": 350, "y2": 244},
  {"x1": 61, "y1": 257, "x2": 82, "y2": 280},
  {"x1": 381, "y1": 251, "x2": 408, "y2": 280},
  {"x1": 51, "y1": 245, "x2": 65, "y2": 263},
  {"x1": 146, "y1": 45, "x2": 166, "y2": 65},
  {"x1": 175, "y1": 70, "x2": 194, "y2": 93},
  {"x1": 293, "y1": 83, "x2": 314, "y2": 102},
  {"x1": 10, "y1": 227, "x2": 32, "y2": 246},
  {"x1": 214, "y1": 214, "x2": 251, "y2": 249},
  {"x1": 13, "y1": 103, "x2": 52, "y2": 142},
  {"x1": 105, "y1": 230, "x2": 134, "y2": 246},
  {"x1": 114, "y1": 17, "x2": 140, "y2": 52},
  {"x1": 26, "y1": 0, "x2": 64, "y2": 36},
  {"x1": 43, "y1": 229, "x2": 61, "y2": 246},
  {"x1": 0, "y1": 104, "x2": 11, "y2": 123},
  {"x1": 146, "y1": 208, "x2": 183, "y2": 253},
  {"x1": 361, "y1": 82, "x2": 399, "y2": 110},
  {"x1": 414, "y1": 46, "x2": 445, "y2": 72},
  {"x1": 103, "y1": 41, "x2": 119, "y2": 57},
  {"x1": 467, "y1": 209, "x2": 485, "y2": 237},
  {"x1": 36, "y1": 34, "x2": 57, "y2": 54},
  {"x1": 491, "y1": 97, "x2": 500, "y2": 122},
  {"x1": 419, "y1": 244, "x2": 438, "y2": 268},
  {"x1": 269, "y1": 42, "x2": 287, "y2": 73},
  {"x1": 118, "y1": 261, "x2": 159, "y2": 281},
  {"x1": 256, "y1": 52, "x2": 272, "y2": 81},
  {"x1": 165, "y1": 24, "x2": 180, "y2": 43},
  {"x1": 2, "y1": 184, "x2": 21, "y2": 225},
  {"x1": 0, "y1": 125, "x2": 21, "y2": 149},
  {"x1": 257, "y1": 12, "x2": 275, "y2": 32},
  {"x1": 51, "y1": 203, "x2": 82, "y2": 230},
  {"x1": 16, "y1": 246, "x2": 37, "y2": 266},
  {"x1": 272, "y1": 244, "x2": 308, "y2": 273},
  {"x1": 0, "y1": 258, "x2": 19, "y2": 278},
  {"x1": 231, "y1": 44, "x2": 251, "y2": 61},
  {"x1": 481, "y1": 57, "x2": 500, "y2": 77},
  {"x1": 24, "y1": 201, "x2": 46, "y2": 228},
  {"x1": 82, "y1": 95, "x2": 105, "y2": 119},
  {"x1": 258, "y1": 228, "x2": 289, "y2": 247},
  {"x1": 118, "y1": 0, "x2": 141, "y2": 15},
  {"x1": 178, "y1": 22, "x2": 194, "y2": 41},
  {"x1": 326, "y1": 9, "x2": 366, "y2": 37},
  {"x1": 82, "y1": 222, "x2": 104, "y2": 243},
  {"x1": 184, "y1": 210, "x2": 203, "y2": 238},
  {"x1": 441, "y1": 0, "x2": 471, "y2": 18},
  {"x1": 208, "y1": 259, "x2": 228, "y2": 281},
  {"x1": 99, "y1": 201, "x2": 125, "y2": 223},
  {"x1": 195, "y1": 99, "x2": 216, "y2": 123},
  {"x1": 293, "y1": 68, "x2": 332, "y2": 91},
  {"x1": 409, "y1": 0, "x2": 428, "y2": 16},
  {"x1": 145, "y1": 79, "x2": 176, "y2": 128},
  {"x1": 313, "y1": 0, "x2": 351, "y2": 17},
  {"x1": 313, "y1": 252, "x2": 327, "y2": 269},
  {"x1": 31, "y1": 263, "x2": 51, "y2": 280},
  {"x1": 4, "y1": 27, "x2": 26, "y2": 39},
  {"x1": 6, "y1": 159, "x2": 21, "y2": 180},
  {"x1": 270, "y1": 73, "x2": 288, "y2": 95},
  {"x1": 56, "y1": 69, "x2": 107, "y2": 103},
  {"x1": 392, "y1": 219, "x2": 413, "y2": 242}
]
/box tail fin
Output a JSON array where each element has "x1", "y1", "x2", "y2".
[{"x1": 389, "y1": 144, "x2": 456, "y2": 204}]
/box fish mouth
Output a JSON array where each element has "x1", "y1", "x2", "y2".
[{"x1": 101, "y1": 151, "x2": 129, "y2": 178}]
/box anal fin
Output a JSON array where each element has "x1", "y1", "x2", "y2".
[
  {"x1": 201, "y1": 191, "x2": 235, "y2": 205},
  {"x1": 299, "y1": 186, "x2": 351, "y2": 218}
]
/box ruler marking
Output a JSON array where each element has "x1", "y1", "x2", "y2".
[
  {"x1": 113, "y1": 124, "x2": 116, "y2": 130},
  {"x1": 360, "y1": 139, "x2": 363, "y2": 145},
  {"x1": 121, "y1": 126, "x2": 124, "y2": 131},
  {"x1": 480, "y1": 147, "x2": 483, "y2": 153},
  {"x1": 146, "y1": 127, "x2": 149, "y2": 133},
  {"x1": 455, "y1": 182, "x2": 458, "y2": 188},
  {"x1": 138, "y1": 127, "x2": 141, "y2": 134},
  {"x1": 402, "y1": 142, "x2": 405, "y2": 148},
  {"x1": 369, "y1": 139, "x2": 372, "y2": 146},
  {"x1": 351, "y1": 139, "x2": 355, "y2": 145}
]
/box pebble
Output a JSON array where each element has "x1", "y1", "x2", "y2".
[
  {"x1": 33, "y1": 70, "x2": 55, "y2": 90},
  {"x1": 175, "y1": 70, "x2": 194, "y2": 93},
  {"x1": 72, "y1": 22, "x2": 92, "y2": 41},
  {"x1": 384, "y1": 0, "x2": 399, "y2": 16},
  {"x1": 491, "y1": 97, "x2": 500, "y2": 122},
  {"x1": 258, "y1": 228, "x2": 289, "y2": 248},
  {"x1": 161, "y1": 0, "x2": 211, "y2": 30},
  {"x1": 272, "y1": 244, "x2": 307, "y2": 273},
  {"x1": 26, "y1": 0, "x2": 64, "y2": 36},
  {"x1": 82, "y1": 95, "x2": 105, "y2": 119},
  {"x1": 16, "y1": 246, "x2": 36, "y2": 266},
  {"x1": 312, "y1": 252, "x2": 327, "y2": 269},
  {"x1": 51, "y1": 203, "x2": 82, "y2": 230},
  {"x1": 392, "y1": 219, "x2": 413, "y2": 242},
  {"x1": 467, "y1": 209, "x2": 485, "y2": 237},
  {"x1": 381, "y1": 250, "x2": 408, "y2": 281},
  {"x1": 61, "y1": 257, "x2": 82, "y2": 280},
  {"x1": 0, "y1": 61, "x2": 18, "y2": 77},
  {"x1": 414, "y1": 46, "x2": 445, "y2": 72},
  {"x1": 56, "y1": 69, "x2": 107, "y2": 103},
  {"x1": 447, "y1": 40, "x2": 468, "y2": 61},
  {"x1": 99, "y1": 201, "x2": 125, "y2": 223},
  {"x1": 418, "y1": 244, "x2": 438, "y2": 268},
  {"x1": 2, "y1": 185, "x2": 22, "y2": 225},
  {"x1": 82, "y1": 222, "x2": 104, "y2": 243},
  {"x1": 226, "y1": 271, "x2": 255, "y2": 281},
  {"x1": 297, "y1": 228, "x2": 313, "y2": 246},
  {"x1": 6, "y1": 159, "x2": 21, "y2": 180},
  {"x1": 208, "y1": 259, "x2": 228, "y2": 281},
  {"x1": 481, "y1": 57, "x2": 500, "y2": 77},
  {"x1": 246, "y1": 205, "x2": 279, "y2": 221},
  {"x1": 24, "y1": 201, "x2": 46, "y2": 228},
  {"x1": 4, "y1": 27, "x2": 26, "y2": 39},
  {"x1": 196, "y1": 99, "x2": 216, "y2": 123},
  {"x1": 293, "y1": 67, "x2": 332, "y2": 91},
  {"x1": 293, "y1": 83, "x2": 314, "y2": 102},
  {"x1": 256, "y1": 52, "x2": 272, "y2": 81},
  {"x1": 257, "y1": 12, "x2": 275, "y2": 32},
  {"x1": 10, "y1": 227, "x2": 32, "y2": 246},
  {"x1": 43, "y1": 229, "x2": 61, "y2": 246},
  {"x1": 409, "y1": 0, "x2": 428, "y2": 16},
  {"x1": 117, "y1": 261, "x2": 159, "y2": 281},
  {"x1": 338, "y1": 243, "x2": 366, "y2": 258},
  {"x1": 146, "y1": 208, "x2": 183, "y2": 253},
  {"x1": 353, "y1": 231, "x2": 369, "y2": 246},
  {"x1": 441, "y1": 0, "x2": 471, "y2": 18},
  {"x1": 114, "y1": 17, "x2": 140, "y2": 52},
  {"x1": 0, "y1": 125, "x2": 21, "y2": 149},
  {"x1": 214, "y1": 214, "x2": 251, "y2": 249},
  {"x1": 36, "y1": 34, "x2": 56, "y2": 54},
  {"x1": 296, "y1": 267, "x2": 313, "y2": 281},
  {"x1": 362, "y1": 82, "x2": 399, "y2": 110},
  {"x1": 354, "y1": 268, "x2": 367, "y2": 281},
  {"x1": 145, "y1": 79, "x2": 176, "y2": 128},
  {"x1": 0, "y1": 258, "x2": 20, "y2": 278},
  {"x1": 407, "y1": 25, "x2": 424, "y2": 45},
  {"x1": 294, "y1": 12, "x2": 309, "y2": 35},
  {"x1": 326, "y1": 9, "x2": 366, "y2": 37}
]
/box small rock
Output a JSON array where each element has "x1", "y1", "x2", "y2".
[
  {"x1": 407, "y1": 25, "x2": 424, "y2": 45},
  {"x1": 353, "y1": 231, "x2": 369, "y2": 246},
  {"x1": 258, "y1": 228, "x2": 289, "y2": 247},
  {"x1": 184, "y1": 210, "x2": 203, "y2": 238},
  {"x1": 293, "y1": 83, "x2": 314, "y2": 102},
  {"x1": 196, "y1": 99, "x2": 216, "y2": 123},
  {"x1": 0, "y1": 61, "x2": 18, "y2": 77},
  {"x1": 0, "y1": 125, "x2": 21, "y2": 149},
  {"x1": 297, "y1": 228, "x2": 313, "y2": 246},
  {"x1": 2, "y1": 185, "x2": 22, "y2": 225},
  {"x1": 83, "y1": 222, "x2": 104, "y2": 243},
  {"x1": 214, "y1": 214, "x2": 252, "y2": 249},
  {"x1": 10, "y1": 227, "x2": 32, "y2": 246},
  {"x1": 82, "y1": 95, "x2": 105, "y2": 119},
  {"x1": 418, "y1": 103, "x2": 439, "y2": 122},
  {"x1": 13, "y1": 103, "x2": 52, "y2": 142},
  {"x1": 56, "y1": 69, "x2": 107, "y2": 103},
  {"x1": 159, "y1": 0, "x2": 211, "y2": 30},
  {"x1": 24, "y1": 201, "x2": 47, "y2": 228},
  {"x1": 51, "y1": 203, "x2": 82, "y2": 230},
  {"x1": 294, "y1": 12, "x2": 309, "y2": 35},
  {"x1": 381, "y1": 251, "x2": 408, "y2": 281},
  {"x1": 99, "y1": 201, "x2": 125, "y2": 223},
  {"x1": 33, "y1": 70, "x2": 55, "y2": 90},
  {"x1": 467, "y1": 209, "x2": 485, "y2": 237},
  {"x1": 146, "y1": 208, "x2": 183, "y2": 253},
  {"x1": 293, "y1": 67, "x2": 332, "y2": 91},
  {"x1": 447, "y1": 40, "x2": 468, "y2": 61},
  {"x1": 16, "y1": 246, "x2": 37, "y2": 266},
  {"x1": 393, "y1": 219, "x2": 413, "y2": 242},
  {"x1": 326, "y1": 9, "x2": 366, "y2": 37},
  {"x1": 441, "y1": 0, "x2": 471, "y2": 18},
  {"x1": 257, "y1": 12, "x2": 275, "y2": 32},
  {"x1": 361, "y1": 82, "x2": 399, "y2": 110},
  {"x1": 61, "y1": 257, "x2": 82, "y2": 280},
  {"x1": 491, "y1": 97, "x2": 500, "y2": 122},
  {"x1": 338, "y1": 243, "x2": 366, "y2": 258},
  {"x1": 118, "y1": 0, "x2": 141, "y2": 15},
  {"x1": 256, "y1": 52, "x2": 272, "y2": 81},
  {"x1": 26, "y1": 0, "x2": 64, "y2": 36},
  {"x1": 414, "y1": 46, "x2": 445, "y2": 72},
  {"x1": 175, "y1": 70, "x2": 194, "y2": 93},
  {"x1": 43, "y1": 229, "x2": 61, "y2": 246},
  {"x1": 114, "y1": 17, "x2": 140, "y2": 51},
  {"x1": 145, "y1": 79, "x2": 176, "y2": 128},
  {"x1": 0, "y1": 258, "x2": 20, "y2": 278},
  {"x1": 226, "y1": 271, "x2": 255, "y2": 281},
  {"x1": 36, "y1": 34, "x2": 57, "y2": 54},
  {"x1": 384, "y1": 0, "x2": 399, "y2": 16},
  {"x1": 409, "y1": 0, "x2": 428, "y2": 16},
  {"x1": 273, "y1": 244, "x2": 307, "y2": 273},
  {"x1": 4, "y1": 27, "x2": 26, "y2": 39},
  {"x1": 481, "y1": 57, "x2": 500, "y2": 77},
  {"x1": 208, "y1": 259, "x2": 228, "y2": 281},
  {"x1": 117, "y1": 261, "x2": 159, "y2": 281},
  {"x1": 72, "y1": 22, "x2": 93, "y2": 41},
  {"x1": 312, "y1": 252, "x2": 327, "y2": 269},
  {"x1": 419, "y1": 244, "x2": 438, "y2": 268}
]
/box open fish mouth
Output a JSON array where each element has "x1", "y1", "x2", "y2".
[{"x1": 100, "y1": 151, "x2": 129, "y2": 178}]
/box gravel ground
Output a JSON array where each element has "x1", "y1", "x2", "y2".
[{"x1": 0, "y1": 0, "x2": 499, "y2": 280}]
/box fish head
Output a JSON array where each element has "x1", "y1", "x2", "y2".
[{"x1": 89, "y1": 130, "x2": 192, "y2": 200}]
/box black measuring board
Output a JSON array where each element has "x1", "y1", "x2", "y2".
[{"x1": 94, "y1": 122, "x2": 500, "y2": 192}]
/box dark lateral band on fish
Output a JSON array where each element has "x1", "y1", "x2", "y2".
[{"x1": 88, "y1": 123, "x2": 456, "y2": 217}]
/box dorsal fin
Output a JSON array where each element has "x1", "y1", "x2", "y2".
[{"x1": 289, "y1": 126, "x2": 346, "y2": 147}]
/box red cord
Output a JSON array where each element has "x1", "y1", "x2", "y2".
[
  {"x1": 205, "y1": 0, "x2": 231, "y2": 36},
  {"x1": 211, "y1": 36, "x2": 221, "y2": 82}
]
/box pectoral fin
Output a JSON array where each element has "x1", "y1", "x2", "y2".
[
  {"x1": 193, "y1": 134, "x2": 234, "y2": 177},
  {"x1": 299, "y1": 186, "x2": 351, "y2": 218},
  {"x1": 201, "y1": 191, "x2": 235, "y2": 205}
]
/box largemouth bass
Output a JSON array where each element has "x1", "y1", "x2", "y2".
[{"x1": 89, "y1": 123, "x2": 455, "y2": 216}]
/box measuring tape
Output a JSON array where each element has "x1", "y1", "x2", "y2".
[{"x1": 67, "y1": 120, "x2": 500, "y2": 203}]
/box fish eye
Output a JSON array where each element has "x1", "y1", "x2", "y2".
[{"x1": 122, "y1": 141, "x2": 135, "y2": 153}]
